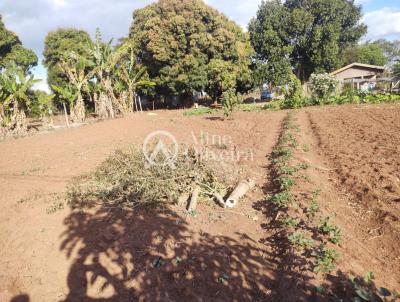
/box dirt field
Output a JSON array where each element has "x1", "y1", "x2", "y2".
[{"x1": 0, "y1": 105, "x2": 399, "y2": 301}]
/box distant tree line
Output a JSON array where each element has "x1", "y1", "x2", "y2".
[{"x1": 1, "y1": 0, "x2": 400, "y2": 134}]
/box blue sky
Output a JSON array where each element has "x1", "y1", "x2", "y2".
[{"x1": 0, "y1": 0, "x2": 399, "y2": 92}]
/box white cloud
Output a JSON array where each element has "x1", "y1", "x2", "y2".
[
  {"x1": 52, "y1": 0, "x2": 67, "y2": 7},
  {"x1": 362, "y1": 7, "x2": 400, "y2": 40},
  {"x1": 205, "y1": 0, "x2": 260, "y2": 29},
  {"x1": 355, "y1": 0, "x2": 372, "y2": 5}
]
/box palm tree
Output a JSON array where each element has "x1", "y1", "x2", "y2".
[{"x1": 0, "y1": 64, "x2": 39, "y2": 135}]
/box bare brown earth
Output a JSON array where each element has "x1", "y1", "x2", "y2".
[{"x1": 0, "y1": 105, "x2": 399, "y2": 302}]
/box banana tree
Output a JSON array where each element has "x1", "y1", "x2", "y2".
[
  {"x1": 117, "y1": 47, "x2": 155, "y2": 113},
  {"x1": 88, "y1": 29, "x2": 130, "y2": 118},
  {"x1": 36, "y1": 92, "x2": 55, "y2": 127},
  {"x1": 51, "y1": 84, "x2": 77, "y2": 128},
  {"x1": 59, "y1": 53, "x2": 96, "y2": 123},
  {"x1": 0, "y1": 65, "x2": 39, "y2": 135}
]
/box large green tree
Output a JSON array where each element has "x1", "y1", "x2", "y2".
[
  {"x1": 342, "y1": 42, "x2": 387, "y2": 67},
  {"x1": 0, "y1": 15, "x2": 38, "y2": 72},
  {"x1": 248, "y1": 0, "x2": 293, "y2": 87},
  {"x1": 249, "y1": 0, "x2": 367, "y2": 83},
  {"x1": 43, "y1": 28, "x2": 92, "y2": 93},
  {"x1": 129, "y1": 0, "x2": 253, "y2": 101}
]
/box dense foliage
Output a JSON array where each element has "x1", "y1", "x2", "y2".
[
  {"x1": 129, "y1": 0, "x2": 253, "y2": 101},
  {"x1": 342, "y1": 42, "x2": 388, "y2": 67},
  {"x1": 249, "y1": 0, "x2": 366, "y2": 83},
  {"x1": 43, "y1": 28, "x2": 92, "y2": 98},
  {"x1": 0, "y1": 64, "x2": 38, "y2": 136},
  {"x1": 248, "y1": 0, "x2": 293, "y2": 87},
  {"x1": 308, "y1": 73, "x2": 339, "y2": 103},
  {"x1": 0, "y1": 15, "x2": 38, "y2": 72}
]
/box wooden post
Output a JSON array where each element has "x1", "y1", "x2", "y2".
[
  {"x1": 138, "y1": 95, "x2": 143, "y2": 113},
  {"x1": 63, "y1": 103, "x2": 70, "y2": 128}
]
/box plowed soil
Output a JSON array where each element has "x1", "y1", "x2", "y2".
[
  {"x1": 0, "y1": 104, "x2": 399, "y2": 302},
  {"x1": 307, "y1": 105, "x2": 400, "y2": 267}
]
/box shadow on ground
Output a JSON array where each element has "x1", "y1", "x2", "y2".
[{"x1": 57, "y1": 204, "x2": 277, "y2": 301}]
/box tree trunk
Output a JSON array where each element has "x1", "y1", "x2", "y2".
[
  {"x1": 10, "y1": 101, "x2": 27, "y2": 135},
  {"x1": 63, "y1": 103, "x2": 70, "y2": 128},
  {"x1": 71, "y1": 93, "x2": 85, "y2": 124}
]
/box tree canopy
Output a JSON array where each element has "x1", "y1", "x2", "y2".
[
  {"x1": 129, "y1": 0, "x2": 253, "y2": 100},
  {"x1": 43, "y1": 28, "x2": 92, "y2": 92},
  {"x1": 0, "y1": 15, "x2": 38, "y2": 72},
  {"x1": 374, "y1": 39, "x2": 400, "y2": 66},
  {"x1": 249, "y1": 0, "x2": 367, "y2": 84},
  {"x1": 342, "y1": 42, "x2": 387, "y2": 67}
]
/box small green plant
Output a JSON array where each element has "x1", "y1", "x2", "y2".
[
  {"x1": 279, "y1": 176, "x2": 296, "y2": 190},
  {"x1": 270, "y1": 191, "x2": 291, "y2": 208},
  {"x1": 312, "y1": 244, "x2": 339, "y2": 273},
  {"x1": 288, "y1": 232, "x2": 314, "y2": 250},
  {"x1": 303, "y1": 144, "x2": 310, "y2": 152},
  {"x1": 349, "y1": 272, "x2": 400, "y2": 302},
  {"x1": 279, "y1": 217, "x2": 300, "y2": 228},
  {"x1": 221, "y1": 89, "x2": 241, "y2": 117},
  {"x1": 318, "y1": 217, "x2": 342, "y2": 244},
  {"x1": 307, "y1": 199, "x2": 319, "y2": 218},
  {"x1": 307, "y1": 189, "x2": 321, "y2": 217}
]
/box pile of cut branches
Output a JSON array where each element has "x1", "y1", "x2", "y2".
[{"x1": 67, "y1": 147, "x2": 229, "y2": 209}]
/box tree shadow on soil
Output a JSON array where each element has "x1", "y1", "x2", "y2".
[{"x1": 57, "y1": 204, "x2": 277, "y2": 301}]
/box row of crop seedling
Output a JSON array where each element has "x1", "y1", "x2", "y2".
[
  {"x1": 269, "y1": 112, "x2": 341, "y2": 274},
  {"x1": 268, "y1": 112, "x2": 399, "y2": 300}
]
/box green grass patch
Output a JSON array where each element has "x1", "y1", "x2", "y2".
[{"x1": 183, "y1": 107, "x2": 218, "y2": 116}]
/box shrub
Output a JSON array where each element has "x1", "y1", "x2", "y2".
[
  {"x1": 221, "y1": 89, "x2": 241, "y2": 117},
  {"x1": 262, "y1": 100, "x2": 283, "y2": 111},
  {"x1": 308, "y1": 73, "x2": 338, "y2": 104},
  {"x1": 282, "y1": 73, "x2": 304, "y2": 109}
]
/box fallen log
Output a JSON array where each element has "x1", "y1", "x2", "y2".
[
  {"x1": 177, "y1": 192, "x2": 190, "y2": 208},
  {"x1": 187, "y1": 186, "x2": 200, "y2": 211},
  {"x1": 225, "y1": 179, "x2": 255, "y2": 208}
]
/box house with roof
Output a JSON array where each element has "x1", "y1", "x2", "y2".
[{"x1": 330, "y1": 63, "x2": 386, "y2": 92}]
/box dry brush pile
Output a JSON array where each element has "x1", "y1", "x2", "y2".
[{"x1": 67, "y1": 147, "x2": 233, "y2": 210}]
